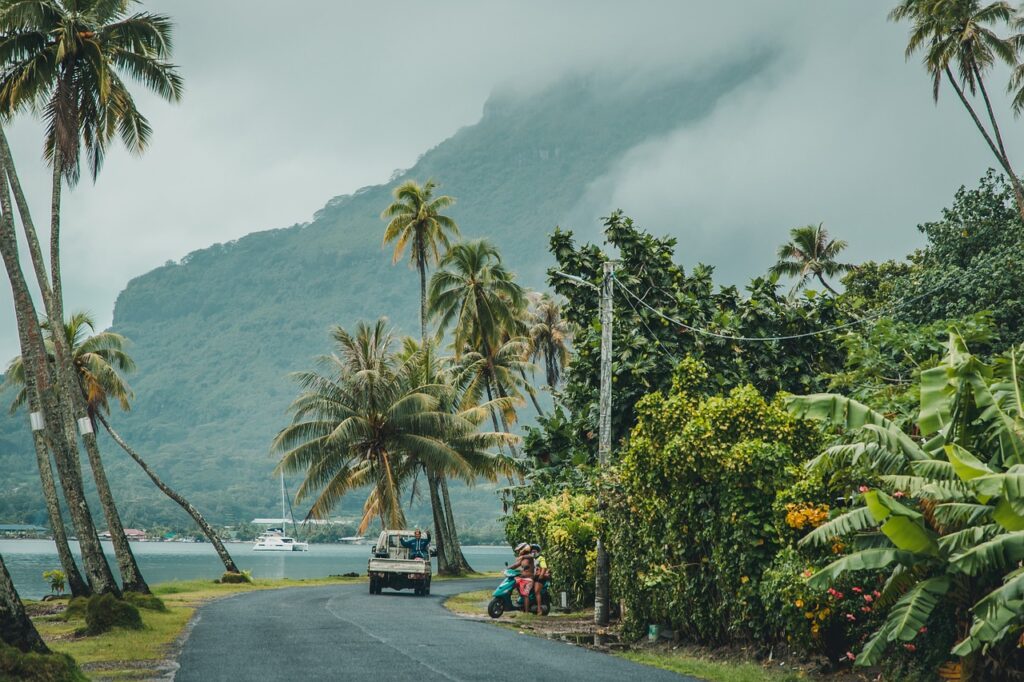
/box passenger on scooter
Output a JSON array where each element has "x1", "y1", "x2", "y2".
[
  {"x1": 530, "y1": 544, "x2": 549, "y2": 616},
  {"x1": 511, "y1": 545, "x2": 535, "y2": 613}
]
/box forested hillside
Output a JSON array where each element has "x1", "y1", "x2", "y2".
[{"x1": 0, "y1": 62, "x2": 765, "y2": 534}]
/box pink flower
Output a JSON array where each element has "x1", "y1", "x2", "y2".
[
  {"x1": 851, "y1": 587, "x2": 863, "y2": 594},
  {"x1": 845, "y1": 652, "x2": 856, "y2": 661},
  {"x1": 873, "y1": 590, "x2": 881, "y2": 598},
  {"x1": 893, "y1": 490, "x2": 906, "y2": 498},
  {"x1": 858, "y1": 485, "x2": 869, "y2": 493},
  {"x1": 801, "y1": 569, "x2": 814, "y2": 579},
  {"x1": 846, "y1": 613, "x2": 856, "y2": 621},
  {"x1": 919, "y1": 626, "x2": 928, "y2": 634},
  {"x1": 861, "y1": 606, "x2": 871, "y2": 613},
  {"x1": 903, "y1": 643, "x2": 916, "y2": 652},
  {"x1": 834, "y1": 591, "x2": 844, "y2": 599},
  {"x1": 863, "y1": 594, "x2": 873, "y2": 603}
]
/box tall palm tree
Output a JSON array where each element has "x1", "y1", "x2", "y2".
[
  {"x1": 769, "y1": 223, "x2": 853, "y2": 296},
  {"x1": 890, "y1": 0, "x2": 1024, "y2": 221},
  {"x1": 5, "y1": 312, "x2": 241, "y2": 575},
  {"x1": 0, "y1": 156, "x2": 117, "y2": 595},
  {"x1": 381, "y1": 179, "x2": 459, "y2": 341},
  {"x1": 526, "y1": 293, "x2": 571, "y2": 389},
  {"x1": 0, "y1": 0, "x2": 182, "y2": 595},
  {"x1": 453, "y1": 336, "x2": 536, "y2": 435},
  {"x1": 273, "y1": 319, "x2": 511, "y2": 536},
  {"x1": 0, "y1": 551, "x2": 48, "y2": 654}
]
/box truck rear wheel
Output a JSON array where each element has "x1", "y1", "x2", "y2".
[{"x1": 369, "y1": 576, "x2": 377, "y2": 594}]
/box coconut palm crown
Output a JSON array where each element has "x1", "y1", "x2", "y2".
[{"x1": 770, "y1": 223, "x2": 854, "y2": 296}]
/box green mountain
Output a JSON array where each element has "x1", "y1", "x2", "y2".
[{"x1": 0, "y1": 62, "x2": 765, "y2": 536}]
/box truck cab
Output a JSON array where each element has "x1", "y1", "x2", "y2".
[{"x1": 367, "y1": 529, "x2": 432, "y2": 596}]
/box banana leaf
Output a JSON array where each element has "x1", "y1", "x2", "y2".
[
  {"x1": 808, "y1": 548, "x2": 917, "y2": 590},
  {"x1": 950, "y1": 531, "x2": 1024, "y2": 576},
  {"x1": 885, "y1": 576, "x2": 950, "y2": 642}
]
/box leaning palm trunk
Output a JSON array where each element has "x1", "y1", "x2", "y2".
[
  {"x1": 438, "y1": 476, "x2": 472, "y2": 573},
  {"x1": 0, "y1": 162, "x2": 119, "y2": 596},
  {"x1": 31, "y1": 437, "x2": 88, "y2": 597},
  {"x1": 0, "y1": 136, "x2": 144, "y2": 592},
  {"x1": 425, "y1": 469, "x2": 452, "y2": 574},
  {"x1": 98, "y1": 414, "x2": 241, "y2": 574},
  {"x1": 0, "y1": 552, "x2": 48, "y2": 654}
]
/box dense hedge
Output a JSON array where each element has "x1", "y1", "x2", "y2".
[
  {"x1": 605, "y1": 361, "x2": 820, "y2": 644},
  {"x1": 504, "y1": 492, "x2": 599, "y2": 606}
]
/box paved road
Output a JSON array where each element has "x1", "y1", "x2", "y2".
[{"x1": 174, "y1": 579, "x2": 694, "y2": 681}]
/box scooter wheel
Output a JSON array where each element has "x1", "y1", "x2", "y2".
[
  {"x1": 487, "y1": 598, "x2": 505, "y2": 619},
  {"x1": 540, "y1": 600, "x2": 551, "y2": 616}
]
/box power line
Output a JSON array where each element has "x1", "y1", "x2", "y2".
[{"x1": 612, "y1": 274, "x2": 944, "y2": 343}]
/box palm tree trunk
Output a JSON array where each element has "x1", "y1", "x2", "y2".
[
  {"x1": 971, "y1": 62, "x2": 1024, "y2": 222},
  {"x1": 0, "y1": 166, "x2": 119, "y2": 596},
  {"x1": 98, "y1": 414, "x2": 241, "y2": 574},
  {"x1": 815, "y1": 273, "x2": 840, "y2": 296},
  {"x1": 425, "y1": 470, "x2": 450, "y2": 575},
  {"x1": 32, "y1": 440, "x2": 88, "y2": 597},
  {"x1": 945, "y1": 66, "x2": 1024, "y2": 222},
  {"x1": 49, "y1": 160, "x2": 62, "y2": 306},
  {"x1": 438, "y1": 476, "x2": 473, "y2": 573},
  {"x1": 517, "y1": 367, "x2": 545, "y2": 416},
  {"x1": 0, "y1": 552, "x2": 48, "y2": 654},
  {"x1": 418, "y1": 258, "x2": 428, "y2": 343},
  {"x1": 491, "y1": 378, "x2": 519, "y2": 457},
  {"x1": 80, "y1": 431, "x2": 149, "y2": 594}
]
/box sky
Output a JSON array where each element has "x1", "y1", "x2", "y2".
[{"x1": 1, "y1": 0, "x2": 1022, "y2": 361}]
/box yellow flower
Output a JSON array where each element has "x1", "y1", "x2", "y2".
[
  {"x1": 740, "y1": 576, "x2": 749, "y2": 584},
  {"x1": 794, "y1": 599, "x2": 804, "y2": 608}
]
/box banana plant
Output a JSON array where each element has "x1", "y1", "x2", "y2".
[{"x1": 787, "y1": 334, "x2": 1024, "y2": 672}]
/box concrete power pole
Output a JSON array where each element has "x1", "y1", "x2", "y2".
[{"x1": 594, "y1": 260, "x2": 614, "y2": 626}]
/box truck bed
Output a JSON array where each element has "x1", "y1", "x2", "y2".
[{"x1": 368, "y1": 557, "x2": 430, "y2": 574}]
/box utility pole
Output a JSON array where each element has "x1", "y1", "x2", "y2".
[{"x1": 594, "y1": 260, "x2": 613, "y2": 626}]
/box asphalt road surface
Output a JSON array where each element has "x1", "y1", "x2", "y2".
[{"x1": 173, "y1": 579, "x2": 695, "y2": 681}]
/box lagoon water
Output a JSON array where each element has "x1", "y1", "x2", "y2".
[{"x1": 0, "y1": 539, "x2": 512, "y2": 600}]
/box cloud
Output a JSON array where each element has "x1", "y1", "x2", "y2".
[{"x1": 0, "y1": 1, "x2": 1018, "y2": 361}]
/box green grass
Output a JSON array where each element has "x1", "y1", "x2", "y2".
[{"x1": 619, "y1": 651, "x2": 806, "y2": 682}]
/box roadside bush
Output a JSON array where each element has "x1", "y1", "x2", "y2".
[
  {"x1": 61, "y1": 597, "x2": 88, "y2": 622},
  {"x1": 84, "y1": 594, "x2": 143, "y2": 635},
  {"x1": 218, "y1": 570, "x2": 252, "y2": 584},
  {"x1": 504, "y1": 492, "x2": 598, "y2": 606},
  {"x1": 606, "y1": 365, "x2": 820, "y2": 645},
  {"x1": 123, "y1": 591, "x2": 167, "y2": 612},
  {"x1": 0, "y1": 642, "x2": 86, "y2": 682}
]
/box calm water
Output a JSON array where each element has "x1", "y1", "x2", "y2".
[{"x1": 0, "y1": 539, "x2": 512, "y2": 600}]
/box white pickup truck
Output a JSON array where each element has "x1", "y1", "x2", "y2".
[{"x1": 367, "y1": 529, "x2": 432, "y2": 596}]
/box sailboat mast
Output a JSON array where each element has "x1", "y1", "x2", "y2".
[{"x1": 280, "y1": 471, "x2": 288, "y2": 534}]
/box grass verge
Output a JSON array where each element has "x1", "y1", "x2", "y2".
[{"x1": 443, "y1": 589, "x2": 809, "y2": 682}]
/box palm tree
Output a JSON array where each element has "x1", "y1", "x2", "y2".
[
  {"x1": 10, "y1": 312, "x2": 241, "y2": 575},
  {"x1": 0, "y1": 160, "x2": 117, "y2": 595},
  {"x1": 453, "y1": 336, "x2": 536, "y2": 436},
  {"x1": 769, "y1": 223, "x2": 853, "y2": 296},
  {"x1": 273, "y1": 319, "x2": 512, "y2": 537},
  {"x1": 0, "y1": 0, "x2": 182, "y2": 596},
  {"x1": 381, "y1": 180, "x2": 459, "y2": 341},
  {"x1": 0, "y1": 552, "x2": 48, "y2": 654},
  {"x1": 890, "y1": 0, "x2": 1024, "y2": 221},
  {"x1": 526, "y1": 293, "x2": 571, "y2": 389}
]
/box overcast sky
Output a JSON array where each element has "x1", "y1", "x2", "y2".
[{"x1": 1, "y1": 0, "x2": 1020, "y2": 361}]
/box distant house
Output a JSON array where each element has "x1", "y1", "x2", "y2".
[{"x1": 99, "y1": 528, "x2": 148, "y2": 541}]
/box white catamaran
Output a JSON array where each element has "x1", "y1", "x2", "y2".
[{"x1": 252, "y1": 473, "x2": 309, "y2": 552}]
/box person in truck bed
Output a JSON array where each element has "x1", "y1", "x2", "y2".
[{"x1": 400, "y1": 529, "x2": 431, "y2": 559}]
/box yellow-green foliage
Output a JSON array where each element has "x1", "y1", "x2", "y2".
[
  {"x1": 504, "y1": 492, "x2": 599, "y2": 605},
  {"x1": 608, "y1": 364, "x2": 820, "y2": 645},
  {"x1": 123, "y1": 591, "x2": 168, "y2": 612},
  {"x1": 0, "y1": 641, "x2": 86, "y2": 682}
]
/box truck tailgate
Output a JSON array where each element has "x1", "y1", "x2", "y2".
[{"x1": 368, "y1": 558, "x2": 429, "y2": 574}]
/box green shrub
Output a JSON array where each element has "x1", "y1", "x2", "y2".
[
  {"x1": 123, "y1": 591, "x2": 167, "y2": 612},
  {"x1": 218, "y1": 570, "x2": 252, "y2": 584},
  {"x1": 42, "y1": 569, "x2": 65, "y2": 596},
  {"x1": 84, "y1": 594, "x2": 143, "y2": 635},
  {"x1": 61, "y1": 597, "x2": 88, "y2": 622},
  {"x1": 504, "y1": 492, "x2": 599, "y2": 605},
  {"x1": 606, "y1": 369, "x2": 820, "y2": 645},
  {"x1": 0, "y1": 641, "x2": 87, "y2": 681}
]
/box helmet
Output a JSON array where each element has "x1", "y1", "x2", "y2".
[
  {"x1": 530, "y1": 544, "x2": 541, "y2": 554},
  {"x1": 514, "y1": 542, "x2": 529, "y2": 554}
]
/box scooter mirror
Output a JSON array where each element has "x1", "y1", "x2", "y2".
[{"x1": 504, "y1": 561, "x2": 508, "y2": 567}]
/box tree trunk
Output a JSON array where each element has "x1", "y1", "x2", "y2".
[
  {"x1": 98, "y1": 414, "x2": 241, "y2": 574},
  {"x1": 425, "y1": 469, "x2": 452, "y2": 575},
  {"x1": 80, "y1": 431, "x2": 149, "y2": 594},
  {"x1": 439, "y1": 475, "x2": 473, "y2": 573},
  {"x1": 945, "y1": 67, "x2": 1024, "y2": 222},
  {"x1": 491, "y1": 377, "x2": 520, "y2": 457},
  {"x1": 517, "y1": 366, "x2": 545, "y2": 416},
  {"x1": 816, "y1": 273, "x2": 840, "y2": 296},
  {"x1": 0, "y1": 153, "x2": 119, "y2": 596},
  {"x1": 971, "y1": 63, "x2": 1024, "y2": 224},
  {"x1": 418, "y1": 257, "x2": 428, "y2": 343},
  {"x1": 0, "y1": 552, "x2": 48, "y2": 654},
  {"x1": 32, "y1": 440, "x2": 88, "y2": 598},
  {"x1": 49, "y1": 160, "x2": 62, "y2": 306}
]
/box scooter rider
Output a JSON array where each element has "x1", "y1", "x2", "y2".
[{"x1": 510, "y1": 543, "x2": 536, "y2": 613}]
